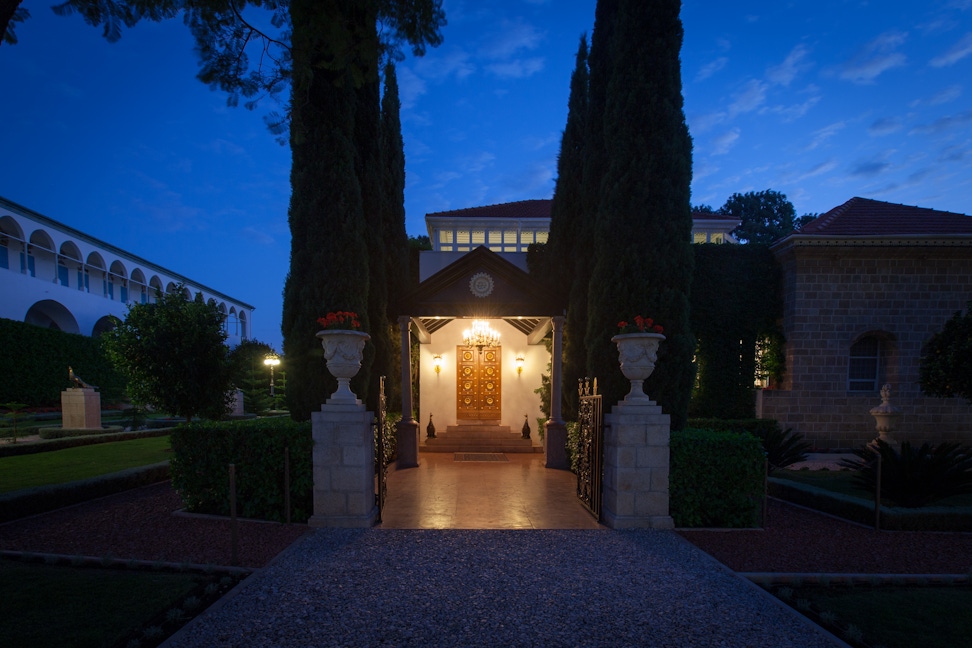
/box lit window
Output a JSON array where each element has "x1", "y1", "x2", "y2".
[
  {"x1": 521, "y1": 231, "x2": 535, "y2": 246},
  {"x1": 504, "y1": 229, "x2": 517, "y2": 243},
  {"x1": 693, "y1": 232, "x2": 707, "y2": 244},
  {"x1": 440, "y1": 245, "x2": 453, "y2": 252},
  {"x1": 457, "y1": 246, "x2": 469, "y2": 252},
  {"x1": 472, "y1": 230, "x2": 485, "y2": 245},
  {"x1": 848, "y1": 337, "x2": 881, "y2": 391},
  {"x1": 456, "y1": 230, "x2": 470, "y2": 244},
  {"x1": 488, "y1": 231, "x2": 501, "y2": 245},
  {"x1": 712, "y1": 233, "x2": 724, "y2": 243},
  {"x1": 536, "y1": 232, "x2": 549, "y2": 244}
]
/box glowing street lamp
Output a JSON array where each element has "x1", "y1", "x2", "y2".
[{"x1": 263, "y1": 355, "x2": 280, "y2": 405}]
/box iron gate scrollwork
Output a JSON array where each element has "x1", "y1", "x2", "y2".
[
  {"x1": 374, "y1": 376, "x2": 388, "y2": 522},
  {"x1": 576, "y1": 377, "x2": 603, "y2": 520}
]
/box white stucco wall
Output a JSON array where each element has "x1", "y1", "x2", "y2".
[{"x1": 418, "y1": 318, "x2": 548, "y2": 432}]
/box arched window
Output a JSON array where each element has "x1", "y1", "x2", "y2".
[{"x1": 848, "y1": 336, "x2": 882, "y2": 392}]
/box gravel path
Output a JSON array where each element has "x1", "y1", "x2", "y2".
[{"x1": 166, "y1": 529, "x2": 839, "y2": 648}]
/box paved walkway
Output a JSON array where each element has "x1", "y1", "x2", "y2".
[{"x1": 164, "y1": 453, "x2": 844, "y2": 647}]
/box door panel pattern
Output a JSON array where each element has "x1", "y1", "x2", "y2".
[{"x1": 456, "y1": 346, "x2": 501, "y2": 419}]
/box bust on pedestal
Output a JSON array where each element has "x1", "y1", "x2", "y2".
[{"x1": 61, "y1": 367, "x2": 101, "y2": 430}]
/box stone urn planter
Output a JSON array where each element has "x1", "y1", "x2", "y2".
[
  {"x1": 316, "y1": 329, "x2": 370, "y2": 403},
  {"x1": 611, "y1": 332, "x2": 665, "y2": 403},
  {"x1": 869, "y1": 383, "x2": 901, "y2": 446}
]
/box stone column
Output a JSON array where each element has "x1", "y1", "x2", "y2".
[
  {"x1": 601, "y1": 399, "x2": 674, "y2": 529},
  {"x1": 544, "y1": 315, "x2": 568, "y2": 469},
  {"x1": 396, "y1": 316, "x2": 420, "y2": 468},
  {"x1": 309, "y1": 401, "x2": 378, "y2": 528}
]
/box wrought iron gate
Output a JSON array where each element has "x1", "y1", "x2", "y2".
[
  {"x1": 576, "y1": 377, "x2": 603, "y2": 520},
  {"x1": 374, "y1": 376, "x2": 388, "y2": 522}
]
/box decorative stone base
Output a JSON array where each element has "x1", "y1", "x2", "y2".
[
  {"x1": 396, "y1": 419, "x2": 420, "y2": 468},
  {"x1": 309, "y1": 402, "x2": 378, "y2": 528},
  {"x1": 543, "y1": 420, "x2": 569, "y2": 469},
  {"x1": 601, "y1": 400, "x2": 674, "y2": 529},
  {"x1": 61, "y1": 388, "x2": 101, "y2": 429}
]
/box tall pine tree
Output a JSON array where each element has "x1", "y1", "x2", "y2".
[
  {"x1": 585, "y1": 0, "x2": 695, "y2": 428},
  {"x1": 548, "y1": 34, "x2": 589, "y2": 420},
  {"x1": 281, "y1": 0, "x2": 372, "y2": 420},
  {"x1": 379, "y1": 62, "x2": 409, "y2": 412}
]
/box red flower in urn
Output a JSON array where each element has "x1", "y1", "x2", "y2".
[
  {"x1": 617, "y1": 315, "x2": 664, "y2": 335},
  {"x1": 317, "y1": 311, "x2": 361, "y2": 331}
]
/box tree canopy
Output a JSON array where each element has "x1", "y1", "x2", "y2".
[
  {"x1": 102, "y1": 288, "x2": 232, "y2": 422},
  {"x1": 920, "y1": 303, "x2": 972, "y2": 403},
  {"x1": 722, "y1": 189, "x2": 796, "y2": 245}
]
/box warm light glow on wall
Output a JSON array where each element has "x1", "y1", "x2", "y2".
[
  {"x1": 515, "y1": 355, "x2": 524, "y2": 375},
  {"x1": 433, "y1": 354, "x2": 443, "y2": 374}
]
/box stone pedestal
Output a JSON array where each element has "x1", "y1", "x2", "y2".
[
  {"x1": 309, "y1": 402, "x2": 378, "y2": 528},
  {"x1": 544, "y1": 420, "x2": 569, "y2": 469},
  {"x1": 396, "y1": 419, "x2": 420, "y2": 469},
  {"x1": 230, "y1": 388, "x2": 244, "y2": 416},
  {"x1": 601, "y1": 400, "x2": 673, "y2": 529},
  {"x1": 61, "y1": 388, "x2": 101, "y2": 429}
]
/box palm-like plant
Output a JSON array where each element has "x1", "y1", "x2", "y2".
[
  {"x1": 761, "y1": 426, "x2": 812, "y2": 474},
  {"x1": 840, "y1": 440, "x2": 972, "y2": 507}
]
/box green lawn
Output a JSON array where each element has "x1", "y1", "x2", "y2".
[
  {"x1": 0, "y1": 559, "x2": 199, "y2": 648},
  {"x1": 781, "y1": 584, "x2": 972, "y2": 648},
  {"x1": 775, "y1": 468, "x2": 972, "y2": 507},
  {"x1": 0, "y1": 436, "x2": 172, "y2": 493}
]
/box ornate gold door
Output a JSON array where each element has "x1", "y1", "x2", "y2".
[{"x1": 456, "y1": 346, "x2": 501, "y2": 420}]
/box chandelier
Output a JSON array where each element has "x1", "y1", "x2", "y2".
[{"x1": 462, "y1": 319, "x2": 500, "y2": 350}]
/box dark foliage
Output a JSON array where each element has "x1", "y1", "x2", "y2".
[
  {"x1": 0, "y1": 318, "x2": 126, "y2": 407},
  {"x1": 670, "y1": 428, "x2": 765, "y2": 527},
  {"x1": 840, "y1": 440, "x2": 972, "y2": 508},
  {"x1": 686, "y1": 418, "x2": 810, "y2": 474},
  {"x1": 170, "y1": 418, "x2": 313, "y2": 522},
  {"x1": 689, "y1": 244, "x2": 783, "y2": 418},
  {"x1": 227, "y1": 339, "x2": 277, "y2": 414},
  {"x1": 722, "y1": 189, "x2": 796, "y2": 245},
  {"x1": 920, "y1": 302, "x2": 972, "y2": 403}
]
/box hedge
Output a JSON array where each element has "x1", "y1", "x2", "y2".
[
  {"x1": 0, "y1": 462, "x2": 170, "y2": 523},
  {"x1": 686, "y1": 418, "x2": 780, "y2": 438},
  {"x1": 0, "y1": 427, "x2": 174, "y2": 458},
  {"x1": 768, "y1": 477, "x2": 972, "y2": 532},
  {"x1": 670, "y1": 427, "x2": 765, "y2": 528},
  {"x1": 0, "y1": 317, "x2": 126, "y2": 407},
  {"x1": 170, "y1": 418, "x2": 313, "y2": 523},
  {"x1": 38, "y1": 425, "x2": 125, "y2": 439}
]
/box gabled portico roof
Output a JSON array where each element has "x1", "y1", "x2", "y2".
[{"x1": 400, "y1": 245, "x2": 563, "y2": 320}]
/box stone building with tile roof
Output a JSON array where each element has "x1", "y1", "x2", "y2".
[{"x1": 758, "y1": 197, "x2": 972, "y2": 447}]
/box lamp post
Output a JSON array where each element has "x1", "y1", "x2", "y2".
[{"x1": 263, "y1": 355, "x2": 280, "y2": 408}]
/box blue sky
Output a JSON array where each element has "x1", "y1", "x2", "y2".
[{"x1": 2, "y1": 1, "x2": 971, "y2": 351}]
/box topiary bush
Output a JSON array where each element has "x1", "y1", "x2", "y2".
[
  {"x1": 840, "y1": 440, "x2": 972, "y2": 508},
  {"x1": 687, "y1": 418, "x2": 811, "y2": 474},
  {"x1": 170, "y1": 418, "x2": 313, "y2": 523},
  {"x1": 670, "y1": 428, "x2": 765, "y2": 527}
]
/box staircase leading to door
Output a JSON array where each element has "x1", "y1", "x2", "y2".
[{"x1": 421, "y1": 420, "x2": 541, "y2": 453}]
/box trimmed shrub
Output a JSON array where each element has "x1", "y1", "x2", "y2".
[
  {"x1": 0, "y1": 317, "x2": 126, "y2": 407},
  {"x1": 840, "y1": 440, "x2": 972, "y2": 508},
  {"x1": 687, "y1": 418, "x2": 811, "y2": 474},
  {"x1": 170, "y1": 418, "x2": 313, "y2": 523},
  {"x1": 671, "y1": 428, "x2": 765, "y2": 528},
  {"x1": 38, "y1": 426, "x2": 124, "y2": 439}
]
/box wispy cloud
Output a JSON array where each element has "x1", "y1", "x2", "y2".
[
  {"x1": 486, "y1": 57, "x2": 545, "y2": 79},
  {"x1": 480, "y1": 18, "x2": 544, "y2": 60},
  {"x1": 711, "y1": 128, "x2": 740, "y2": 155},
  {"x1": 910, "y1": 109, "x2": 972, "y2": 134},
  {"x1": 729, "y1": 79, "x2": 768, "y2": 116},
  {"x1": 766, "y1": 44, "x2": 812, "y2": 86},
  {"x1": 930, "y1": 84, "x2": 963, "y2": 105},
  {"x1": 695, "y1": 56, "x2": 728, "y2": 82},
  {"x1": 414, "y1": 48, "x2": 475, "y2": 82},
  {"x1": 939, "y1": 143, "x2": 969, "y2": 162},
  {"x1": 868, "y1": 117, "x2": 902, "y2": 136},
  {"x1": 241, "y1": 226, "x2": 274, "y2": 245},
  {"x1": 838, "y1": 31, "x2": 908, "y2": 84},
  {"x1": 797, "y1": 159, "x2": 839, "y2": 181},
  {"x1": 930, "y1": 32, "x2": 972, "y2": 66},
  {"x1": 805, "y1": 121, "x2": 845, "y2": 150},
  {"x1": 849, "y1": 154, "x2": 893, "y2": 178},
  {"x1": 764, "y1": 92, "x2": 821, "y2": 122},
  {"x1": 397, "y1": 66, "x2": 427, "y2": 110}
]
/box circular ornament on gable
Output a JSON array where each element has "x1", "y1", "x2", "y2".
[{"x1": 469, "y1": 272, "x2": 494, "y2": 298}]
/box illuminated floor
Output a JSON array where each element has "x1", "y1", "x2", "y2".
[{"x1": 377, "y1": 452, "x2": 604, "y2": 529}]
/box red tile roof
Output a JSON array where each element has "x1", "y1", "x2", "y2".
[
  {"x1": 427, "y1": 199, "x2": 552, "y2": 219},
  {"x1": 797, "y1": 197, "x2": 972, "y2": 236}
]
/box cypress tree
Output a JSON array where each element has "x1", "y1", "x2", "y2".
[
  {"x1": 379, "y1": 62, "x2": 409, "y2": 412},
  {"x1": 585, "y1": 0, "x2": 695, "y2": 428},
  {"x1": 548, "y1": 34, "x2": 589, "y2": 420},
  {"x1": 281, "y1": 0, "x2": 371, "y2": 421}
]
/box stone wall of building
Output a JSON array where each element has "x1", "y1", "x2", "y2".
[{"x1": 757, "y1": 244, "x2": 972, "y2": 448}]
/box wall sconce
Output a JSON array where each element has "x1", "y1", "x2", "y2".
[
  {"x1": 515, "y1": 355, "x2": 525, "y2": 375},
  {"x1": 433, "y1": 354, "x2": 443, "y2": 374}
]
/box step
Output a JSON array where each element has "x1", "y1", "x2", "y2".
[{"x1": 420, "y1": 443, "x2": 543, "y2": 453}]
